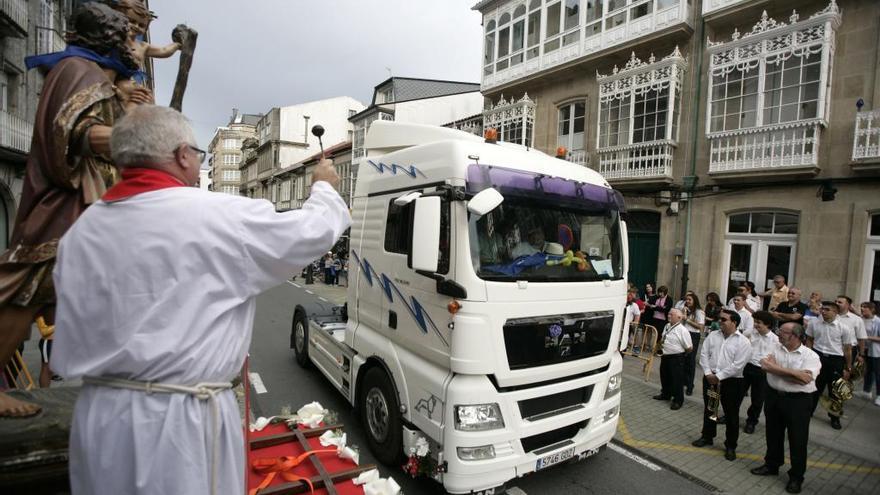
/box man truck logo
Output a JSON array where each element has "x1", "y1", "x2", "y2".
[
  {"x1": 548, "y1": 324, "x2": 563, "y2": 338},
  {"x1": 367, "y1": 160, "x2": 427, "y2": 179}
]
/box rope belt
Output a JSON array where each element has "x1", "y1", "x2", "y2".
[{"x1": 83, "y1": 376, "x2": 233, "y2": 495}]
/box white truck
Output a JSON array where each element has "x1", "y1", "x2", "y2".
[{"x1": 292, "y1": 121, "x2": 629, "y2": 494}]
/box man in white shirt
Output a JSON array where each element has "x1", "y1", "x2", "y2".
[
  {"x1": 751, "y1": 322, "x2": 821, "y2": 495},
  {"x1": 693, "y1": 309, "x2": 752, "y2": 461},
  {"x1": 836, "y1": 295, "x2": 867, "y2": 366},
  {"x1": 51, "y1": 106, "x2": 351, "y2": 494},
  {"x1": 762, "y1": 275, "x2": 790, "y2": 312},
  {"x1": 805, "y1": 301, "x2": 855, "y2": 429},
  {"x1": 742, "y1": 311, "x2": 779, "y2": 434},
  {"x1": 732, "y1": 295, "x2": 754, "y2": 333},
  {"x1": 727, "y1": 283, "x2": 760, "y2": 313},
  {"x1": 652, "y1": 309, "x2": 692, "y2": 410},
  {"x1": 858, "y1": 302, "x2": 880, "y2": 405}
]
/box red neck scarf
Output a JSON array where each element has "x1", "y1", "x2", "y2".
[{"x1": 103, "y1": 167, "x2": 186, "y2": 202}]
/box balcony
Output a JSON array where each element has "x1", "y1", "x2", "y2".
[
  {"x1": 708, "y1": 121, "x2": 821, "y2": 176},
  {"x1": 0, "y1": 0, "x2": 27, "y2": 37},
  {"x1": 567, "y1": 149, "x2": 589, "y2": 166},
  {"x1": 35, "y1": 29, "x2": 66, "y2": 56},
  {"x1": 0, "y1": 110, "x2": 33, "y2": 155},
  {"x1": 701, "y1": 0, "x2": 752, "y2": 17},
  {"x1": 597, "y1": 141, "x2": 674, "y2": 183},
  {"x1": 853, "y1": 109, "x2": 880, "y2": 166},
  {"x1": 481, "y1": 0, "x2": 691, "y2": 91}
]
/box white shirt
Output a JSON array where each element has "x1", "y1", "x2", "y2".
[
  {"x1": 838, "y1": 311, "x2": 867, "y2": 344},
  {"x1": 744, "y1": 328, "x2": 779, "y2": 367},
  {"x1": 865, "y1": 316, "x2": 880, "y2": 358},
  {"x1": 806, "y1": 317, "x2": 855, "y2": 356},
  {"x1": 625, "y1": 301, "x2": 641, "y2": 327},
  {"x1": 736, "y1": 307, "x2": 754, "y2": 333},
  {"x1": 683, "y1": 308, "x2": 705, "y2": 335},
  {"x1": 764, "y1": 343, "x2": 821, "y2": 393},
  {"x1": 661, "y1": 322, "x2": 693, "y2": 355},
  {"x1": 727, "y1": 296, "x2": 759, "y2": 312},
  {"x1": 699, "y1": 329, "x2": 752, "y2": 380},
  {"x1": 52, "y1": 183, "x2": 351, "y2": 495}
]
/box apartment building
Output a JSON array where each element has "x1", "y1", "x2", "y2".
[
  {"x1": 240, "y1": 96, "x2": 364, "y2": 199},
  {"x1": 207, "y1": 108, "x2": 261, "y2": 195},
  {"x1": 269, "y1": 141, "x2": 352, "y2": 212},
  {"x1": 473, "y1": 0, "x2": 880, "y2": 305}
]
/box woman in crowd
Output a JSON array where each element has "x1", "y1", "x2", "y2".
[
  {"x1": 682, "y1": 292, "x2": 706, "y2": 396},
  {"x1": 704, "y1": 292, "x2": 723, "y2": 329},
  {"x1": 645, "y1": 285, "x2": 672, "y2": 336}
]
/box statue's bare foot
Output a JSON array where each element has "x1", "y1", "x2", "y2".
[{"x1": 0, "y1": 392, "x2": 41, "y2": 417}]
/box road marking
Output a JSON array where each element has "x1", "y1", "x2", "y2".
[
  {"x1": 305, "y1": 290, "x2": 314, "y2": 295},
  {"x1": 248, "y1": 372, "x2": 268, "y2": 394},
  {"x1": 608, "y1": 442, "x2": 662, "y2": 471},
  {"x1": 617, "y1": 416, "x2": 880, "y2": 475},
  {"x1": 286, "y1": 281, "x2": 301, "y2": 288},
  {"x1": 319, "y1": 297, "x2": 328, "y2": 302}
]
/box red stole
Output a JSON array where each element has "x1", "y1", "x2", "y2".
[{"x1": 103, "y1": 168, "x2": 186, "y2": 202}]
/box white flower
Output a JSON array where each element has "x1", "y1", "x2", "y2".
[
  {"x1": 415, "y1": 437, "x2": 430, "y2": 457},
  {"x1": 353, "y1": 470, "x2": 401, "y2": 495},
  {"x1": 249, "y1": 416, "x2": 272, "y2": 432},
  {"x1": 339, "y1": 445, "x2": 359, "y2": 465},
  {"x1": 294, "y1": 401, "x2": 326, "y2": 428},
  {"x1": 319, "y1": 430, "x2": 346, "y2": 448}
]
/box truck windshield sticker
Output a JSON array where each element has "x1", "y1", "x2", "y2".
[
  {"x1": 367, "y1": 160, "x2": 427, "y2": 179},
  {"x1": 351, "y1": 250, "x2": 448, "y2": 347}
]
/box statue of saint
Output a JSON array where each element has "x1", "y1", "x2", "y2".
[{"x1": 0, "y1": 3, "x2": 152, "y2": 417}]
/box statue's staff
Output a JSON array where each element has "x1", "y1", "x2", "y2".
[{"x1": 170, "y1": 24, "x2": 197, "y2": 111}]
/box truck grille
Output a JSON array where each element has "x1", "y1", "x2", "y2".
[
  {"x1": 503, "y1": 311, "x2": 614, "y2": 370},
  {"x1": 520, "y1": 421, "x2": 587, "y2": 453},
  {"x1": 518, "y1": 386, "x2": 593, "y2": 422}
]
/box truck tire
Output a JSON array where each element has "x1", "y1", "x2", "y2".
[
  {"x1": 359, "y1": 367, "x2": 403, "y2": 466},
  {"x1": 292, "y1": 310, "x2": 310, "y2": 368}
]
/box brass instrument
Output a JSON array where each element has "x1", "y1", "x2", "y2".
[
  {"x1": 707, "y1": 383, "x2": 721, "y2": 422},
  {"x1": 819, "y1": 360, "x2": 864, "y2": 418}
]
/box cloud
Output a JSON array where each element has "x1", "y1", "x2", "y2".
[{"x1": 148, "y1": 0, "x2": 483, "y2": 147}]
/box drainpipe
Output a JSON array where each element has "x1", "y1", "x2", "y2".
[{"x1": 680, "y1": 12, "x2": 706, "y2": 299}]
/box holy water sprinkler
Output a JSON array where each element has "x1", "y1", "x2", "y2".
[{"x1": 311, "y1": 125, "x2": 325, "y2": 156}]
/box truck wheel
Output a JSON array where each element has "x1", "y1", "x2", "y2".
[
  {"x1": 359, "y1": 367, "x2": 403, "y2": 466},
  {"x1": 292, "y1": 311, "x2": 310, "y2": 368}
]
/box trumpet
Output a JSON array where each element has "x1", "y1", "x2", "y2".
[
  {"x1": 707, "y1": 383, "x2": 721, "y2": 422},
  {"x1": 820, "y1": 360, "x2": 864, "y2": 418}
]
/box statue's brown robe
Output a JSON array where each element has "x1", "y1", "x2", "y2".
[{"x1": 0, "y1": 57, "x2": 122, "y2": 364}]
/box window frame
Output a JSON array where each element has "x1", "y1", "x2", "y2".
[
  {"x1": 383, "y1": 195, "x2": 451, "y2": 275},
  {"x1": 557, "y1": 99, "x2": 587, "y2": 153}
]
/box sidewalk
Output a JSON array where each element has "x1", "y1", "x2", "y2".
[{"x1": 617, "y1": 354, "x2": 880, "y2": 494}]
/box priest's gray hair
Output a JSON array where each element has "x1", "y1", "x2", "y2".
[{"x1": 111, "y1": 105, "x2": 197, "y2": 167}]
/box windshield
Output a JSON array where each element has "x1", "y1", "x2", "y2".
[{"x1": 469, "y1": 200, "x2": 623, "y2": 282}]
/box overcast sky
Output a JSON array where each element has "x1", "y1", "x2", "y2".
[{"x1": 148, "y1": 0, "x2": 484, "y2": 151}]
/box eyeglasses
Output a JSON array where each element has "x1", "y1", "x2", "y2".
[{"x1": 188, "y1": 145, "x2": 207, "y2": 164}]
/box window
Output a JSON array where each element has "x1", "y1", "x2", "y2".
[
  {"x1": 632, "y1": 88, "x2": 669, "y2": 143},
  {"x1": 727, "y1": 212, "x2": 799, "y2": 235},
  {"x1": 484, "y1": 94, "x2": 536, "y2": 147},
  {"x1": 526, "y1": 0, "x2": 541, "y2": 59},
  {"x1": 763, "y1": 53, "x2": 821, "y2": 125},
  {"x1": 562, "y1": 0, "x2": 580, "y2": 46},
  {"x1": 348, "y1": 109, "x2": 357, "y2": 118},
  {"x1": 383, "y1": 196, "x2": 450, "y2": 274},
  {"x1": 558, "y1": 101, "x2": 586, "y2": 153},
  {"x1": 724, "y1": 211, "x2": 799, "y2": 301},
  {"x1": 221, "y1": 170, "x2": 240, "y2": 181},
  {"x1": 585, "y1": 0, "x2": 602, "y2": 37},
  {"x1": 222, "y1": 154, "x2": 240, "y2": 166},
  {"x1": 223, "y1": 138, "x2": 240, "y2": 150},
  {"x1": 221, "y1": 185, "x2": 238, "y2": 195},
  {"x1": 484, "y1": 20, "x2": 496, "y2": 75},
  {"x1": 493, "y1": 7, "x2": 526, "y2": 72},
  {"x1": 0, "y1": 72, "x2": 9, "y2": 112},
  {"x1": 598, "y1": 97, "x2": 630, "y2": 148},
  {"x1": 544, "y1": 2, "x2": 562, "y2": 53}
]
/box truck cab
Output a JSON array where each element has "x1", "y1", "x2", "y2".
[{"x1": 292, "y1": 121, "x2": 628, "y2": 494}]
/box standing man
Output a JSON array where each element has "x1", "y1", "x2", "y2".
[
  {"x1": 693, "y1": 309, "x2": 752, "y2": 460},
  {"x1": 732, "y1": 295, "x2": 755, "y2": 333},
  {"x1": 0, "y1": 3, "x2": 150, "y2": 417},
  {"x1": 742, "y1": 311, "x2": 779, "y2": 434},
  {"x1": 652, "y1": 308, "x2": 692, "y2": 410},
  {"x1": 805, "y1": 301, "x2": 854, "y2": 429},
  {"x1": 751, "y1": 322, "x2": 821, "y2": 494},
  {"x1": 51, "y1": 106, "x2": 351, "y2": 494},
  {"x1": 836, "y1": 295, "x2": 867, "y2": 369},
  {"x1": 762, "y1": 275, "x2": 789, "y2": 312},
  {"x1": 772, "y1": 287, "x2": 808, "y2": 327},
  {"x1": 858, "y1": 302, "x2": 880, "y2": 405}
]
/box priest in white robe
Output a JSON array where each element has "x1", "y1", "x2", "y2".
[{"x1": 51, "y1": 105, "x2": 351, "y2": 495}]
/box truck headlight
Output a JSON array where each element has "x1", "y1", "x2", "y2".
[
  {"x1": 454, "y1": 403, "x2": 505, "y2": 431},
  {"x1": 457, "y1": 445, "x2": 496, "y2": 460},
  {"x1": 604, "y1": 372, "x2": 622, "y2": 400}
]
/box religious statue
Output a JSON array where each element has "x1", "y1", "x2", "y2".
[{"x1": 0, "y1": 3, "x2": 152, "y2": 417}]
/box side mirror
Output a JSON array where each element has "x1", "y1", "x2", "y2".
[
  {"x1": 411, "y1": 196, "x2": 441, "y2": 272},
  {"x1": 467, "y1": 188, "x2": 504, "y2": 217}
]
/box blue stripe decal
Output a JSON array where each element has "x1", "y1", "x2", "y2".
[
  {"x1": 351, "y1": 250, "x2": 448, "y2": 347},
  {"x1": 367, "y1": 160, "x2": 428, "y2": 179}
]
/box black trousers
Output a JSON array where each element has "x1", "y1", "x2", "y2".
[
  {"x1": 684, "y1": 332, "x2": 701, "y2": 392},
  {"x1": 701, "y1": 376, "x2": 745, "y2": 449},
  {"x1": 764, "y1": 388, "x2": 811, "y2": 482},
  {"x1": 660, "y1": 353, "x2": 686, "y2": 404},
  {"x1": 742, "y1": 363, "x2": 767, "y2": 425},
  {"x1": 812, "y1": 352, "x2": 845, "y2": 414}
]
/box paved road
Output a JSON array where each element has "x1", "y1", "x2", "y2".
[{"x1": 248, "y1": 282, "x2": 713, "y2": 494}]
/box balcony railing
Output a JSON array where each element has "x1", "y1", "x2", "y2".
[
  {"x1": 597, "y1": 141, "x2": 674, "y2": 181},
  {"x1": 0, "y1": 0, "x2": 28, "y2": 37},
  {"x1": 482, "y1": 0, "x2": 690, "y2": 91},
  {"x1": 853, "y1": 109, "x2": 880, "y2": 161},
  {"x1": 708, "y1": 121, "x2": 821, "y2": 174},
  {"x1": 566, "y1": 149, "x2": 589, "y2": 166},
  {"x1": 702, "y1": 0, "x2": 750, "y2": 16},
  {"x1": 0, "y1": 110, "x2": 33, "y2": 154}
]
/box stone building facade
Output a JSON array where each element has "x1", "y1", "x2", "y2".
[
  {"x1": 207, "y1": 108, "x2": 261, "y2": 195},
  {"x1": 473, "y1": 0, "x2": 880, "y2": 305}
]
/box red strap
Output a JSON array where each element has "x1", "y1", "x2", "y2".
[
  {"x1": 248, "y1": 449, "x2": 338, "y2": 495},
  {"x1": 102, "y1": 167, "x2": 185, "y2": 202}
]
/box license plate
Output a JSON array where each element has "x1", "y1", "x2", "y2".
[{"x1": 535, "y1": 446, "x2": 575, "y2": 470}]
